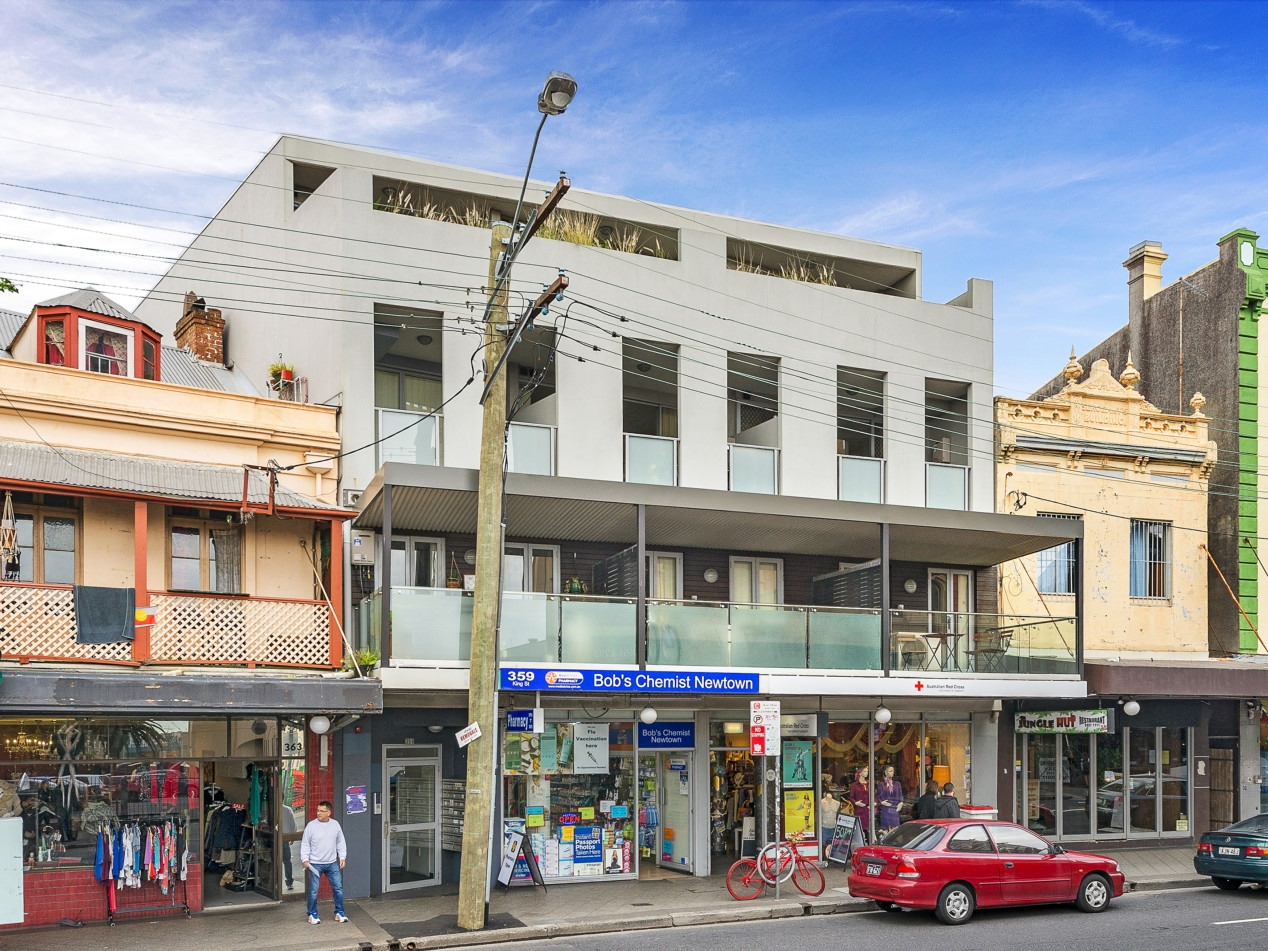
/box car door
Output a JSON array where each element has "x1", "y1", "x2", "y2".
[
  {"x1": 989, "y1": 824, "x2": 1070, "y2": 903},
  {"x1": 943, "y1": 824, "x2": 1003, "y2": 905}
]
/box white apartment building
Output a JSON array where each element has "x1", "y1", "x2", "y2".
[
  {"x1": 138, "y1": 137, "x2": 997, "y2": 509},
  {"x1": 138, "y1": 136, "x2": 1081, "y2": 894}
]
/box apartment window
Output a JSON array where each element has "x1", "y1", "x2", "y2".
[
  {"x1": 730, "y1": 556, "x2": 782, "y2": 604},
  {"x1": 503, "y1": 543, "x2": 558, "y2": 593},
  {"x1": 142, "y1": 338, "x2": 158, "y2": 381},
  {"x1": 43, "y1": 319, "x2": 65, "y2": 366},
  {"x1": 1036, "y1": 514, "x2": 1080, "y2": 595},
  {"x1": 10, "y1": 508, "x2": 77, "y2": 584},
  {"x1": 169, "y1": 519, "x2": 242, "y2": 593},
  {"x1": 1129, "y1": 520, "x2": 1170, "y2": 598},
  {"x1": 81, "y1": 319, "x2": 131, "y2": 376}
]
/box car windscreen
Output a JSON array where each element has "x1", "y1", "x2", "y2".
[
  {"x1": 879, "y1": 822, "x2": 945, "y2": 850},
  {"x1": 1224, "y1": 814, "x2": 1268, "y2": 835}
]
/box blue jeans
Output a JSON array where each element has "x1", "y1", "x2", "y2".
[{"x1": 306, "y1": 861, "x2": 345, "y2": 918}]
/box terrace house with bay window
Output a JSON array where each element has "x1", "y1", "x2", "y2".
[{"x1": 135, "y1": 135, "x2": 1084, "y2": 892}]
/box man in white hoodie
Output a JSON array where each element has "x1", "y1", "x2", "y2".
[{"x1": 300, "y1": 800, "x2": 348, "y2": 924}]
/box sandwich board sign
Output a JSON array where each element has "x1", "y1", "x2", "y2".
[{"x1": 497, "y1": 829, "x2": 546, "y2": 890}]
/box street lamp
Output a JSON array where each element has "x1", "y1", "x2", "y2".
[
  {"x1": 457, "y1": 72, "x2": 576, "y2": 934},
  {"x1": 538, "y1": 72, "x2": 577, "y2": 115}
]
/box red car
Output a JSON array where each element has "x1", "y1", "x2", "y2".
[{"x1": 848, "y1": 819, "x2": 1127, "y2": 924}]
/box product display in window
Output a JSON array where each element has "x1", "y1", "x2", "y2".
[{"x1": 503, "y1": 722, "x2": 635, "y2": 880}]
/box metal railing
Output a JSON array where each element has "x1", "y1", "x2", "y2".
[
  {"x1": 373, "y1": 588, "x2": 1077, "y2": 676},
  {"x1": 889, "y1": 609, "x2": 1078, "y2": 675}
]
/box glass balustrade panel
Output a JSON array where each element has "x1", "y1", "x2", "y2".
[
  {"x1": 808, "y1": 608, "x2": 882, "y2": 669},
  {"x1": 561, "y1": 597, "x2": 637, "y2": 664},
  {"x1": 498, "y1": 591, "x2": 560, "y2": 663},
  {"x1": 647, "y1": 601, "x2": 729, "y2": 666},
  {"x1": 730, "y1": 604, "x2": 806, "y2": 668},
  {"x1": 389, "y1": 587, "x2": 470, "y2": 661}
]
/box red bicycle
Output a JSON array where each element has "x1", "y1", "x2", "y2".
[{"x1": 726, "y1": 832, "x2": 826, "y2": 900}]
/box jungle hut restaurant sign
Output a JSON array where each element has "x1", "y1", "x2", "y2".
[{"x1": 1015, "y1": 710, "x2": 1109, "y2": 734}]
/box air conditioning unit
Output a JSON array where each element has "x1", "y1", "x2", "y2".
[{"x1": 341, "y1": 488, "x2": 363, "y2": 508}]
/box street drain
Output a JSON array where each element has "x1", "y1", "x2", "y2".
[{"x1": 632, "y1": 902, "x2": 653, "y2": 906}]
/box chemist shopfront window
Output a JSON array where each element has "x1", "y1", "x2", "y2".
[{"x1": 502, "y1": 721, "x2": 636, "y2": 881}]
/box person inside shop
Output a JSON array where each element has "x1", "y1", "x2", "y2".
[
  {"x1": 913, "y1": 780, "x2": 940, "y2": 820},
  {"x1": 934, "y1": 782, "x2": 961, "y2": 819},
  {"x1": 819, "y1": 786, "x2": 841, "y2": 859},
  {"x1": 876, "y1": 765, "x2": 903, "y2": 836},
  {"x1": 849, "y1": 767, "x2": 871, "y2": 842}
]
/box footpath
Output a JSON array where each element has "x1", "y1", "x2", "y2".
[{"x1": 9, "y1": 844, "x2": 1204, "y2": 951}]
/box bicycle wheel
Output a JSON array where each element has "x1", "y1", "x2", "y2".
[
  {"x1": 726, "y1": 858, "x2": 765, "y2": 900},
  {"x1": 757, "y1": 842, "x2": 795, "y2": 885},
  {"x1": 791, "y1": 857, "x2": 826, "y2": 896}
]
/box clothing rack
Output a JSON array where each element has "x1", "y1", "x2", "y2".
[{"x1": 98, "y1": 817, "x2": 191, "y2": 925}]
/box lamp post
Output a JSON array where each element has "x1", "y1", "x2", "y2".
[{"x1": 457, "y1": 71, "x2": 576, "y2": 933}]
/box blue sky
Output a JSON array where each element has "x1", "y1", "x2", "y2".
[{"x1": 2, "y1": 0, "x2": 1266, "y2": 395}]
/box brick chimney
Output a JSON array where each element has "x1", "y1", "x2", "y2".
[
  {"x1": 174, "y1": 291, "x2": 225, "y2": 364},
  {"x1": 1123, "y1": 241, "x2": 1167, "y2": 328}
]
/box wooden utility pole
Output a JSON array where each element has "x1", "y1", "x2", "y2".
[{"x1": 457, "y1": 220, "x2": 512, "y2": 931}]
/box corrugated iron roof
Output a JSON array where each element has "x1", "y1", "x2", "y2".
[
  {"x1": 159, "y1": 346, "x2": 241, "y2": 393},
  {"x1": 0, "y1": 439, "x2": 344, "y2": 511},
  {"x1": 0, "y1": 309, "x2": 24, "y2": 351},
  {"x1": 35, "y1": 288, "x2": 138, "y2": 322}
]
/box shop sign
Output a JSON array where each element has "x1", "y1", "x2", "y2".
[
  {"x1": 637, "y1": 721, "x2": 695, "y2": 748},
  {"x1": 507, "y1": 708, "x2": 544, "y2": 733},
  {"x1": 780, "y1": 712, "x2": 827, "y2": 736},
  {"x1": 573, "y1": 826, "x2": 604, "y2": 863},
  {"x1": 1014, "y1": 709, "x2": 1109, "y2": 734},
  {"x1": 572, "y1": 722, "x2": 609, "y2": 774},
  {"x1": 499, "y1": 665, "x2": 761, "y2": 693}
]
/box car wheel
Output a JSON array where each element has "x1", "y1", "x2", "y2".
[
  {"x1": 935, "y1": 883, "x2": 975, "y2": 925},
  {"x1": 875, "y1": 900, "x2": 902, "y2": 912},
  {"x1": 1076, "y1": 873, "x2": 1112, "y2": 912},
  {"x1": 1212, "y1": 877, "x2": 1243, "y2": 891}
]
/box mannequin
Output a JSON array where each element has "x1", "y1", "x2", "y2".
[
  {"x1": 819, "y1": 788, "x2": 840, "y2": 858},
  {"x1": 877, "y1": 765, "x2": 904, "y2": 835},
  {"x1": 849, "y1": 767, "x2": 871, "y2": 840}
]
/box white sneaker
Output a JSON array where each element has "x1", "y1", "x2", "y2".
[
  {"x1": 308, "y1": 915, "x2": 321, "y2": 925},
  {"x1": 335, "y1": 913, "x2": 350, "y2": 923}
]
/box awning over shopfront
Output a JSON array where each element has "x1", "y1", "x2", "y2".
[
  {"x1": 1086, "y1": 658, "x2": 1268, "y2": 698},
  {"x1": 353, "y1": 464, "x2": 1080, "y2": 565},
  {"x1": 0, "y1": 670, "x2": 381, "y2": 715}
]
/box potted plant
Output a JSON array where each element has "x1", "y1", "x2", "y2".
[
  {"x1": 446, "y1": 553, "x2": 462, "y2": 588},
  {"x1": 564, "y1": 576, "x2": 589, "y2": 595},
  {"x1": 268, "y1": 360, "x2": 295, "y2": 384},
  {"x1": 342, "y1": 648, "x2": 380, "y2": 675}
]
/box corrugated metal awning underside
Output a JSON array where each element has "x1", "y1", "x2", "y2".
[
  {"x1": 0, "y1": 439, "x2": 341, "y2": 512},
  {"x1": 353, "y1": 464, "x2": 1080, "y2": 566}
]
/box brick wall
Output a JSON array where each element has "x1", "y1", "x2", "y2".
[
  {"x1": 306, "y1": 727, "x2": 338, "y2": 903},
  {"x1": 0, "y1": 861, "x2": 203, "y2": 930}
]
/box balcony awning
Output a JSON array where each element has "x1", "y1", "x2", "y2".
[
  {"x1": 353, "y1": 464, "x2": 1080, "y2": 566},
  {"x1": 0, "y1": 669, "x2": 381, "y2": 715},
  {"x1": 0, "y1": 439, "x2": 346, "y2": 515}
]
